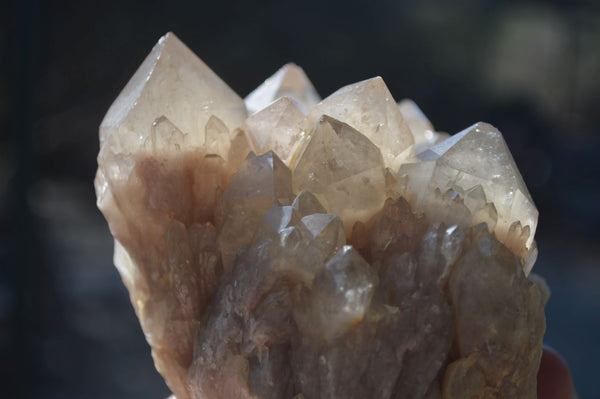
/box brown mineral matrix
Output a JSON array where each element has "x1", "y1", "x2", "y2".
[{"x1": 95, "y1": 32, "x2": 547, "y2": 399}]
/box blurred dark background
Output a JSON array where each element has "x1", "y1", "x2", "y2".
[{"x1": 2, "y1": 0, "x2": 599, "y2": 397}]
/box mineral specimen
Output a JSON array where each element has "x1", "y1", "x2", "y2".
[{"x1": 95, "y1": 32, "x2": 547, "y2": 399}]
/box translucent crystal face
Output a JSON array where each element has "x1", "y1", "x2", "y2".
[
  {"x1": 292, "y1": 115, "x2": 386, "y2": 233},
  {"x1": 99, "y1": 33, "x2": 247, "y2": 156},
  {"x1": 306, "y1": 77, "x2": 414, "y2": 171},
  {"x1": 245, "y1": 63, "x2": 321, "y2": 115},
  {"x1": 398, "y1": 99, "x2": 449, "y2": 154},
  {"x1": 95, "y1": 32, "x2": 545, "y2": 399},
  {"x1": 400, "y1": 122, "x2": 538, "y2": 258},
  {"x1": 243, "y1": 97, "x2": 305, "y2": 166}
]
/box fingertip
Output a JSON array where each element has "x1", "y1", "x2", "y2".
[{"x1": 537, "y1": 345, "x2": 577, "y2": 399}]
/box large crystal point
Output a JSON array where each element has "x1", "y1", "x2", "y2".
[
  {"x1": 293, "y1": 115, "x2": 386, "y2": 232},
  {"x1": 307, "y1": 77, "x2": 414, "y2": 170},
  {"x1": 96, "y1": 33, "x2": 546, "y2": 399},
  {"x1": 245, "y1": 63, "x2": 321, "y2": 115},
  {"x1": 400, "y1": 122, "x2": 538, "y2": 258},
  {"x1": 100, "y1": 32, "x2": 247, "y2": 157}
]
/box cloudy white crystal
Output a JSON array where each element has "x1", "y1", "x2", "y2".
[
  {"x1": 306, "y1": 77, "x2": 414, "y2": 170},
  {"x1": 245, "y1": 63, "x2": 321, "y2": 115},
  {"x1": 293, "y1": 115, "x2": 386, "y2": 233},
  {"x1": 398, "y1": 98, "x2": 449, "y2": 154},
  {"x1": 243, "y1": 97, "x2": 305, "y2": 166},
  {"x1": 99, "y1": 32, "x2": 247, "y2": 158},
  {"x1": 400, "y1": 122, "x2": 538, "y2": 258}
]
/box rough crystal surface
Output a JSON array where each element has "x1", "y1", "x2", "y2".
[{"x1": 95, "y1": 32, "x2": 546, "y2": 399}]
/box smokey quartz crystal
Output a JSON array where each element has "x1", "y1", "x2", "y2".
[{"x1": 95, "y1": 32, "x2": 547, "y2": 399}]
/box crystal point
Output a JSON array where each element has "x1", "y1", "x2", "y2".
[
  {"x1": 245, "y1": 63, "x2": 320, "y2": 115},
  {"x1": 293, "y1": 115, "x2": 386, "y2": 232},
  {"x1": 398, "y1": 98, "x2": 447, "y2": 154},
  {"x1": 296, "y1": 245, "x2": 376, "y2": 341},
  {"x1": 291, "y1": 190, "x2": 327, "y2": 216},
  {"x1": 100, "y1": 32, "x2": 246, "y2": 155},
  {"x1": 243, "y1": 97, "x2": 305, "y2": 166},
  {"x1": 204, "y1": 115, "x2": 230, "y2": 159},
  {"x1": 401, "y1": 122, "x2": 538, "y2": 258},
  {"x1": 307, "y1": 77, "x2": 414, "y2": 169}
]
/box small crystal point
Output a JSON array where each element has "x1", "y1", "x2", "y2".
[
  {"x1": 222, "y1": 151, "x2": 293, "y2": 202},
  {"x1": 145, "y1": 116, "x2": 186, "y2": 153},
  {"x1": 227, "y1": 128, "x2": 252, "y2": 172},
  {"x1": 398, "y1": 99, "x2": 434, "y2": 152},
  {"x1": 291, "y1": 190, "x2": 327, "y2": 216},
  {"x1": 243, "y1": 97, "x2": 305, "y2": 166},
  {"x1": 245, "y1": 63, "x2": 321, "y2": 115},
  {"x1": 300, "y1": 213, "x2": 345, "y2": 244},
  {"x1": 297, "y1": 213, "x2": 347, "y2": 274},
  {"x1": 296, "y1": 245, "x2": 376, "y2": 341},
  {"x1": 204, "y1": 115, "x2": 231, "y2": 159},
  {"x1": 307, "y1": 77, "x2": 414, "y2": 170},
  {"x1": 462, "y1": 184, "x2": 487, "y2": 211}
]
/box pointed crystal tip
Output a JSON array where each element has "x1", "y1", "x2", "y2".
[{"x1": 245, "y1": 63, "x2": 321, "y2": 115}]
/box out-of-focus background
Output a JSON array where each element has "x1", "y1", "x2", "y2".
[{"x1": 2, "y1": 0, "x2": 599, "y2": 397}]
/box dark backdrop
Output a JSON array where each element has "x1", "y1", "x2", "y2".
[{"x1": 2, "y1": 0, "x2": 599, "y2": 397}]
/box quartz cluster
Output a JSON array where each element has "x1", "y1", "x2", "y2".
[{"x1": 95, "y1": 33, "x2": 547, "y2": 399}]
